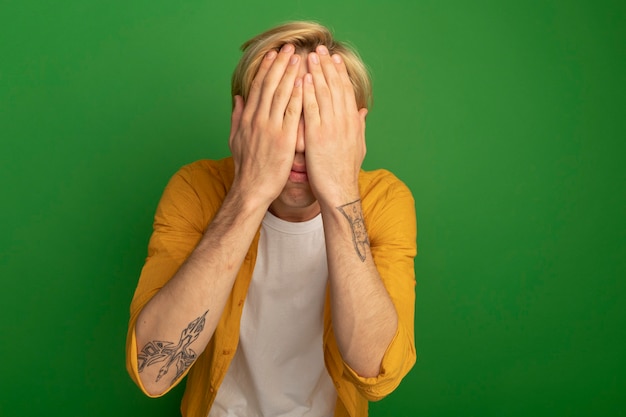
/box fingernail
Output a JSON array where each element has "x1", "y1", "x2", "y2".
[
  {"x1": 290, "y1": 54, "x2": 300, "y2": 65},
  {"x1": 266, "y1": 50, "x2": 277, "y2": 60},
  {"x1": 310, "y1": 53, "x2": 319, "y2": 64},
  {"x1": 294, "y1": 78, "x2": 302, "y2": 88},
  {"x1": 305, "y1": 73, "x2": 313, "y2": 84},
  {"x1": 281, "y1": 44, "x2": 294, "y2": 53},
  {"x1": 332, "y1": 54, "x2": 342, "y2": 64}
]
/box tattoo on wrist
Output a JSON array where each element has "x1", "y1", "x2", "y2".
[
  {"x1": 337, "y1": 199, "x2": 369, "y2": 262},
  {"x1": 138, "y1": 310, "x2": 208, "y2": 384}
]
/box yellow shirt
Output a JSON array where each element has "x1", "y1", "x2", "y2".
[{"x1": 126, "y1": 157, "x2": 417, "y2": 417}]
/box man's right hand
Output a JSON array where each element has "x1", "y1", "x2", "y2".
[{"x1": 228, "y1": 44, "x2": 303, "y2": 207}]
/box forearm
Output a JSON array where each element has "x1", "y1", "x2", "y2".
[
  {"x1": 133, "y1": 43, "x2": 305, "y2": 396},
  {"x1": 321, "y1": 198, "x2": 398, "y2": 378},
  {"x1": 301, "y1": 46, "x2": 395, "y2": 376},
  {"x1": 134, "y1": 186, "x2": 268, "y2": 396}
]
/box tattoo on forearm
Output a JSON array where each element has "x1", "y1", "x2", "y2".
[
  {"x1": 138, "y1": 310, "x2": 208, "y2": 384},
  {"x1": 337, "y1": 199, "x2": 369, "y2": 262}
]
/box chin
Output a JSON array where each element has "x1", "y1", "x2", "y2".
[
  {"x1": 270, "y1": 188, "x2": 320, "y2": 221},
  {"x1": 282, "y1": 192, "x2": 317, "y2": 209},
  {"x1": 282, "y1": 183, "x2": 315, "y2": 203}
]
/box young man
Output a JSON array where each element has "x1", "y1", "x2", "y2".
[{"x1": 126, "y1": 21, "x2": 417, "y2": 417}]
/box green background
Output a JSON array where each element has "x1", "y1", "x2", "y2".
[{"x1": 1, "y1": 0, "x2": 624, "y2": 415}]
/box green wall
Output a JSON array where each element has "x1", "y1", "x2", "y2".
[{"x1": 1, "y1": 0, "x2": 624, "y2": 415}]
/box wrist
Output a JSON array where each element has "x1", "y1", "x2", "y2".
[
  {"x1": 232, "y1": 170, "x2": 284, "y2": 202},
  {"x1": 315, "y1": 181, "x2": 360, "y2": 209},
  {"x1": 317, "y1": 192, "x2": 361, "y2": 217},
  {"x1": 226, "y1": 179, "x2": 274, "y2": 218}
]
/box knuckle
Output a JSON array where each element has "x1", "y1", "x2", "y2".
[
  {"x1": 305, "y1": 100, "x2": 319, "y2": 113},
  {"x1": 261, "y1": 72, "x2": 278, "y2": 90},
  {"x1": 273, "y1": 85, "x2": 289, "y2": 102},
  {"x1": 317, "y1": 87, "x2": 331, "y2": 100},
  {"x1": 250, "y1": 77, "x2": 263, "y2": 92},
  {"x1": 284, "y1": 104, "x2": 301, "y2": 118},
  {"x1": 240, "y1": 108, "x2": 254, "y2": 125}
]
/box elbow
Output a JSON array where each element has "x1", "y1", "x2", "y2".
[
  {"x1": 126, "y1": 347, "x2": 172, "y2": 398},
  {"x1": 137, "y1": 372, "x2": 172, "y2": 398},
  {"x1": 143, "y1": 383, "x2": 168, "y2": 398}
]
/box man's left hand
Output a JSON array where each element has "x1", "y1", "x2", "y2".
[{"x1": 302, "y1": 45, "x2": 369, "y2": 207}]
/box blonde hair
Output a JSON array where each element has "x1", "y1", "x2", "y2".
[{"x1": 231, "y1": 21, "x2": 372, "y2": 109}]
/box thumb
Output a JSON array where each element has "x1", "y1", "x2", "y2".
[
  {"x1": 359, "y1": 108, "x2": 368, "y2": 156},
  {"x1": 229, "y1": 95, "x2": 244, "y2": 146}
]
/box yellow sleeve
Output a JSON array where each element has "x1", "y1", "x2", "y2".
[
  {"x1": 345, "y1": 170, "x2": 418, "y2": 400},
  {"x1": 125, "y1": 162, "x2": 223, "y2": 396}
]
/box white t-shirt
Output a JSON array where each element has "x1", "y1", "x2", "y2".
[{"x1": 209, "y1": 211, "x2": 337, "y2": 417}]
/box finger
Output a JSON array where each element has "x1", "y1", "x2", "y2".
[
  {"x1": 229, "y1": 95, "x2": 244, "y2": 148},
  {"x1": 242, "y1": 49, "x2": 277, "y2": 123},
  {"x1": 307, "y1": 50, "x2": 334, "y2": 121},
  {"x1": 359, "y1": 107, "x2": 368, "y2": 146},
  {"x1": 269, "y1": 52, "x2": 302, "y2": 124},
  {"x1": 331, "y1": 52, "x2": 359, "y2": 112},
  {"x1": 256, "y1": 44, "x2": 297, "y2": 118},
  {"x1": 282, "y1": 77, "x2": 303, "y2": 136},
  {"x1": 302, "y1": 73, "x2": 321, "y2": 135},
  {"x1": 360, "y1": 107, "x2": 368, "y2": 157},
  {"x1": 316, "y1": 45, "x2": 346, "y2": 116}
]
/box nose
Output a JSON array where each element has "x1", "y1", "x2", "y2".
[{"x1": 295, "y1": 114, "x2": 305, "y2": 153}]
